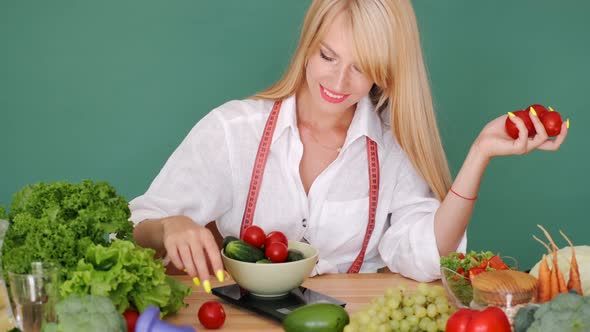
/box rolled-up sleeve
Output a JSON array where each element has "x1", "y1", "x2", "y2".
[
  {"x1": 129, "y1": 109, "x2": 233, "y2": 226},
  {"x1": 378, "y1": 157, "x2": 467, "y2": 282}
]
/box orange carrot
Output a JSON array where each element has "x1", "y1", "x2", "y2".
[
  {"x1": 557, "y1": 269, "x2": 568, "y2": 293},
  {"x1": 560, "y1": 230, "x2": 583, "y2": 295},
  {"x1": 538, "y1": 254, "x2": 552, "y2": 302},
  {"x1": 533, "y1": 236, "x2": 552, "y2": 302},
  {"x1": 538, "y1": 225, "x2": 563, "y2": 299},
  {"x1": 549, "y1": 257, "x2": 559, "y2": 298}
]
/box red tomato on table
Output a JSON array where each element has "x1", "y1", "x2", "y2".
[
  {"x1": 446, "y1": 307, "x2": 511, "y2": 332},
  {"x1": 123, "y1": 310, "x2": 139, "y2": 332},
  {"x1": 265, "y1": 242, "x2": 288, "y2": 263},
  {"x1": 198, "y1": 301, "x2": 226, "y2": 329},
  {"x1": 265, "y1": 231, "x2": 288, "y2": 248},
  {"x1": 242, "y1": 225, "x2": 266, "y2": 248}
]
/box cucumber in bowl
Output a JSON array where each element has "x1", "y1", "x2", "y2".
[{"x1": 224, "y1": 239, "x2": 265, "y2": 263}]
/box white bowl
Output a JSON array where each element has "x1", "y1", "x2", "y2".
[{"x1": 221, "y1": 240, "x2": 318, "y2": 297}]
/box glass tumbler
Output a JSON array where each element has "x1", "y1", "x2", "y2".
[{"x1": 8, "y1": 262, "x2": 60, "y2": 332}]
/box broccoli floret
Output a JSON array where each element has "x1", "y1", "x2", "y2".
[
  {"x1": 42, "y1": 295, "x2": 126, "y2": 332},
  {"x1": 526, "y1": 293, "x2": 590, "y2": 332},
  {"x1": 513, "y1": 304, "x2": 538, "y2": 332}
]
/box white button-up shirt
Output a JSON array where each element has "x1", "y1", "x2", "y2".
[{"x1": 129, "y1": 95, "x2": 467, "y2": 282}]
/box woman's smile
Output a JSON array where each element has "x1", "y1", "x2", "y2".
[{"x1": 319, "y1": 84, "x2": 350, "y2": 104}]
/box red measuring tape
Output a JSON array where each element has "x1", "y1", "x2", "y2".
[
  {"x1": 240, "y1": 101, "x2": 380, "y2": 274},
  {"x1": 240, "y1": 100, "x2": 282, "y2": 238}
]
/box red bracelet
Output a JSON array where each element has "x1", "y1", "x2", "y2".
[{"x1": 449, "y1": 187, "x2": 478, "y2": 201}]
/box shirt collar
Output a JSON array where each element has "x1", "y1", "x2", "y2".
[
  {"x1": 271, "y1": 94, "x2": 384, "y2": 148},
  {"x1": 344, "y1": 95, "x2": 384, "y2": 149}
]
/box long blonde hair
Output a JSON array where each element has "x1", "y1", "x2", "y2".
[{"x1": 254, "y1": 0, "x2": 452, "y2": 200}]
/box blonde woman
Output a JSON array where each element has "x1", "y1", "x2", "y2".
[{"x1": 130, "y1": 0, "x2": 568, "y2": 292}]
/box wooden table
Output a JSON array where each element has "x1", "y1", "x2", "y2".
[{"x1": 166, "y1": 273, "x2": 435, "y2": 331}]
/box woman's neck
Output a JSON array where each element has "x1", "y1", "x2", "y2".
[{"x1": 295, "y1": 86, "x2": 355, "y2": 131}]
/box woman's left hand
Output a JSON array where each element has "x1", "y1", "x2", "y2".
[{"x1": 473, "y1": 110, "x2": 568, "y2": 160}]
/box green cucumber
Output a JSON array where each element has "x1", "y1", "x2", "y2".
[
  {"x1": 222, "y1": 235, "x2": 240, "y2": 250},
  {"x1": 224, "y1": 240, "x2": 265, "y2": 263},
  {"x1": 256, "y1": 259, "x2": 272, "y2": 264},
  {"x1": 282, "y1": 303, "x2": 349, "y2": 332},
  {"x1": 286, "y1": 249, "x2": 305, "y2": 262}
]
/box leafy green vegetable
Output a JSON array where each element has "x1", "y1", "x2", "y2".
[
  {"x1": 440, "y1": 251, "x2": 495, "y2": 272},
  {"x1": 1, "y1": 180, "x2": 134, "y2": 276},
  {"x1": 42, "y1": 294, "x2": 126, "y2": 332},
  {"x1": 60, "y1": 240, "x2": 191, "y2": 316},
  {"x1": 526, "y1": 292, "x2": 590, "y2": 332},
  {"x1": 440, "y1": 268, "x2": 472, "y2": 307}
]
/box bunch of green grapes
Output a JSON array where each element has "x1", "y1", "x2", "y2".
[{"x1": 343, "y1": 283, "x2": 455, "y2": 332}]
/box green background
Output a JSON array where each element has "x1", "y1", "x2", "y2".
[{"x1": 1, "y1": 1, "x2": 588, "y2": 271}]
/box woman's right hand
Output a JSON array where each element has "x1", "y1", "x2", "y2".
[{"x1": 161, "y1": 216, "x2": 224, "y2": 292}]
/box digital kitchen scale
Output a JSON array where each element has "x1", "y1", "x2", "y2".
[{"x1": 211, "y1": 284, "x2": 346, "y2": 322}]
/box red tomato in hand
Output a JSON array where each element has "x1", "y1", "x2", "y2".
[
  {"x1": 123, "y1": 310, "x2": 139, "y2": 332},
  {"x1": 446, "y1": 307, "x2": 511, "y2": 332},
  {"x1": 526, "y1": 104, "x2": 549, "y2": 118},
  {"x1": 242, "y1": 225, "x2": 266, "y2": 248},
  {"x1": 540, "y1": 111, "x2": 563, "y2": 137},
  {"x1": 265, "y1": 231, "x2": 288, "y2": 248},
  {"x1": 505, "y1": 109, "x2": 535, "y2": 139},
  {"x1": 198, "y1": 301, "x2": 226, "y2": 329},
  {"x1": 265, "y1": 242, "x2": 288, "y2": 263}
]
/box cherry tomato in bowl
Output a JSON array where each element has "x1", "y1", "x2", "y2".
[
  {"x1": 265, "y1": 231, "x2": 288, "y2": 248},
  {"x1": 242, "y1": 225, "x2": 266, "y2": 248},
  {"x1": 198, "y1": 301, "x2": 226, "y2": 329},
  {"x1": 265, "y1": 242, "x2": 288, "y2": 263}
]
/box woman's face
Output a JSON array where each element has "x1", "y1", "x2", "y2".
[{"x1": 304, "y1": 13, "x2": 374, "y2": 114}]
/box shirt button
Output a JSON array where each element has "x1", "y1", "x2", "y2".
[{"x1": 301, "y1": 218, "x2": 307, "y2": 227}]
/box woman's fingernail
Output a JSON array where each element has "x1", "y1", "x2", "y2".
[
  {"x1": 566, "y1": 118, "x2": 570, "y2": 129},
  {"x1": 508, "y1": 112, "x2": 516, "y2": 117},
  {"x1": 216, "y1": 270, "x2": 225, "y2": 282},
  {"x1": 192, "y1": 277, "x2": 200, "y2": 287},
  {"x1": 203, "y1": 280, "x2": 212, "y2": 293},
  {"x1": 549, "y1": 106, "x2": 555, "y2": 112},
  {"x1": 529, "y1": 107, "x2": 537, "y2": 117}
]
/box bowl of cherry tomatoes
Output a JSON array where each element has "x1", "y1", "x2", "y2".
[{"x1": 221, "y1": 226, "x2": 318, "y2": 297}]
